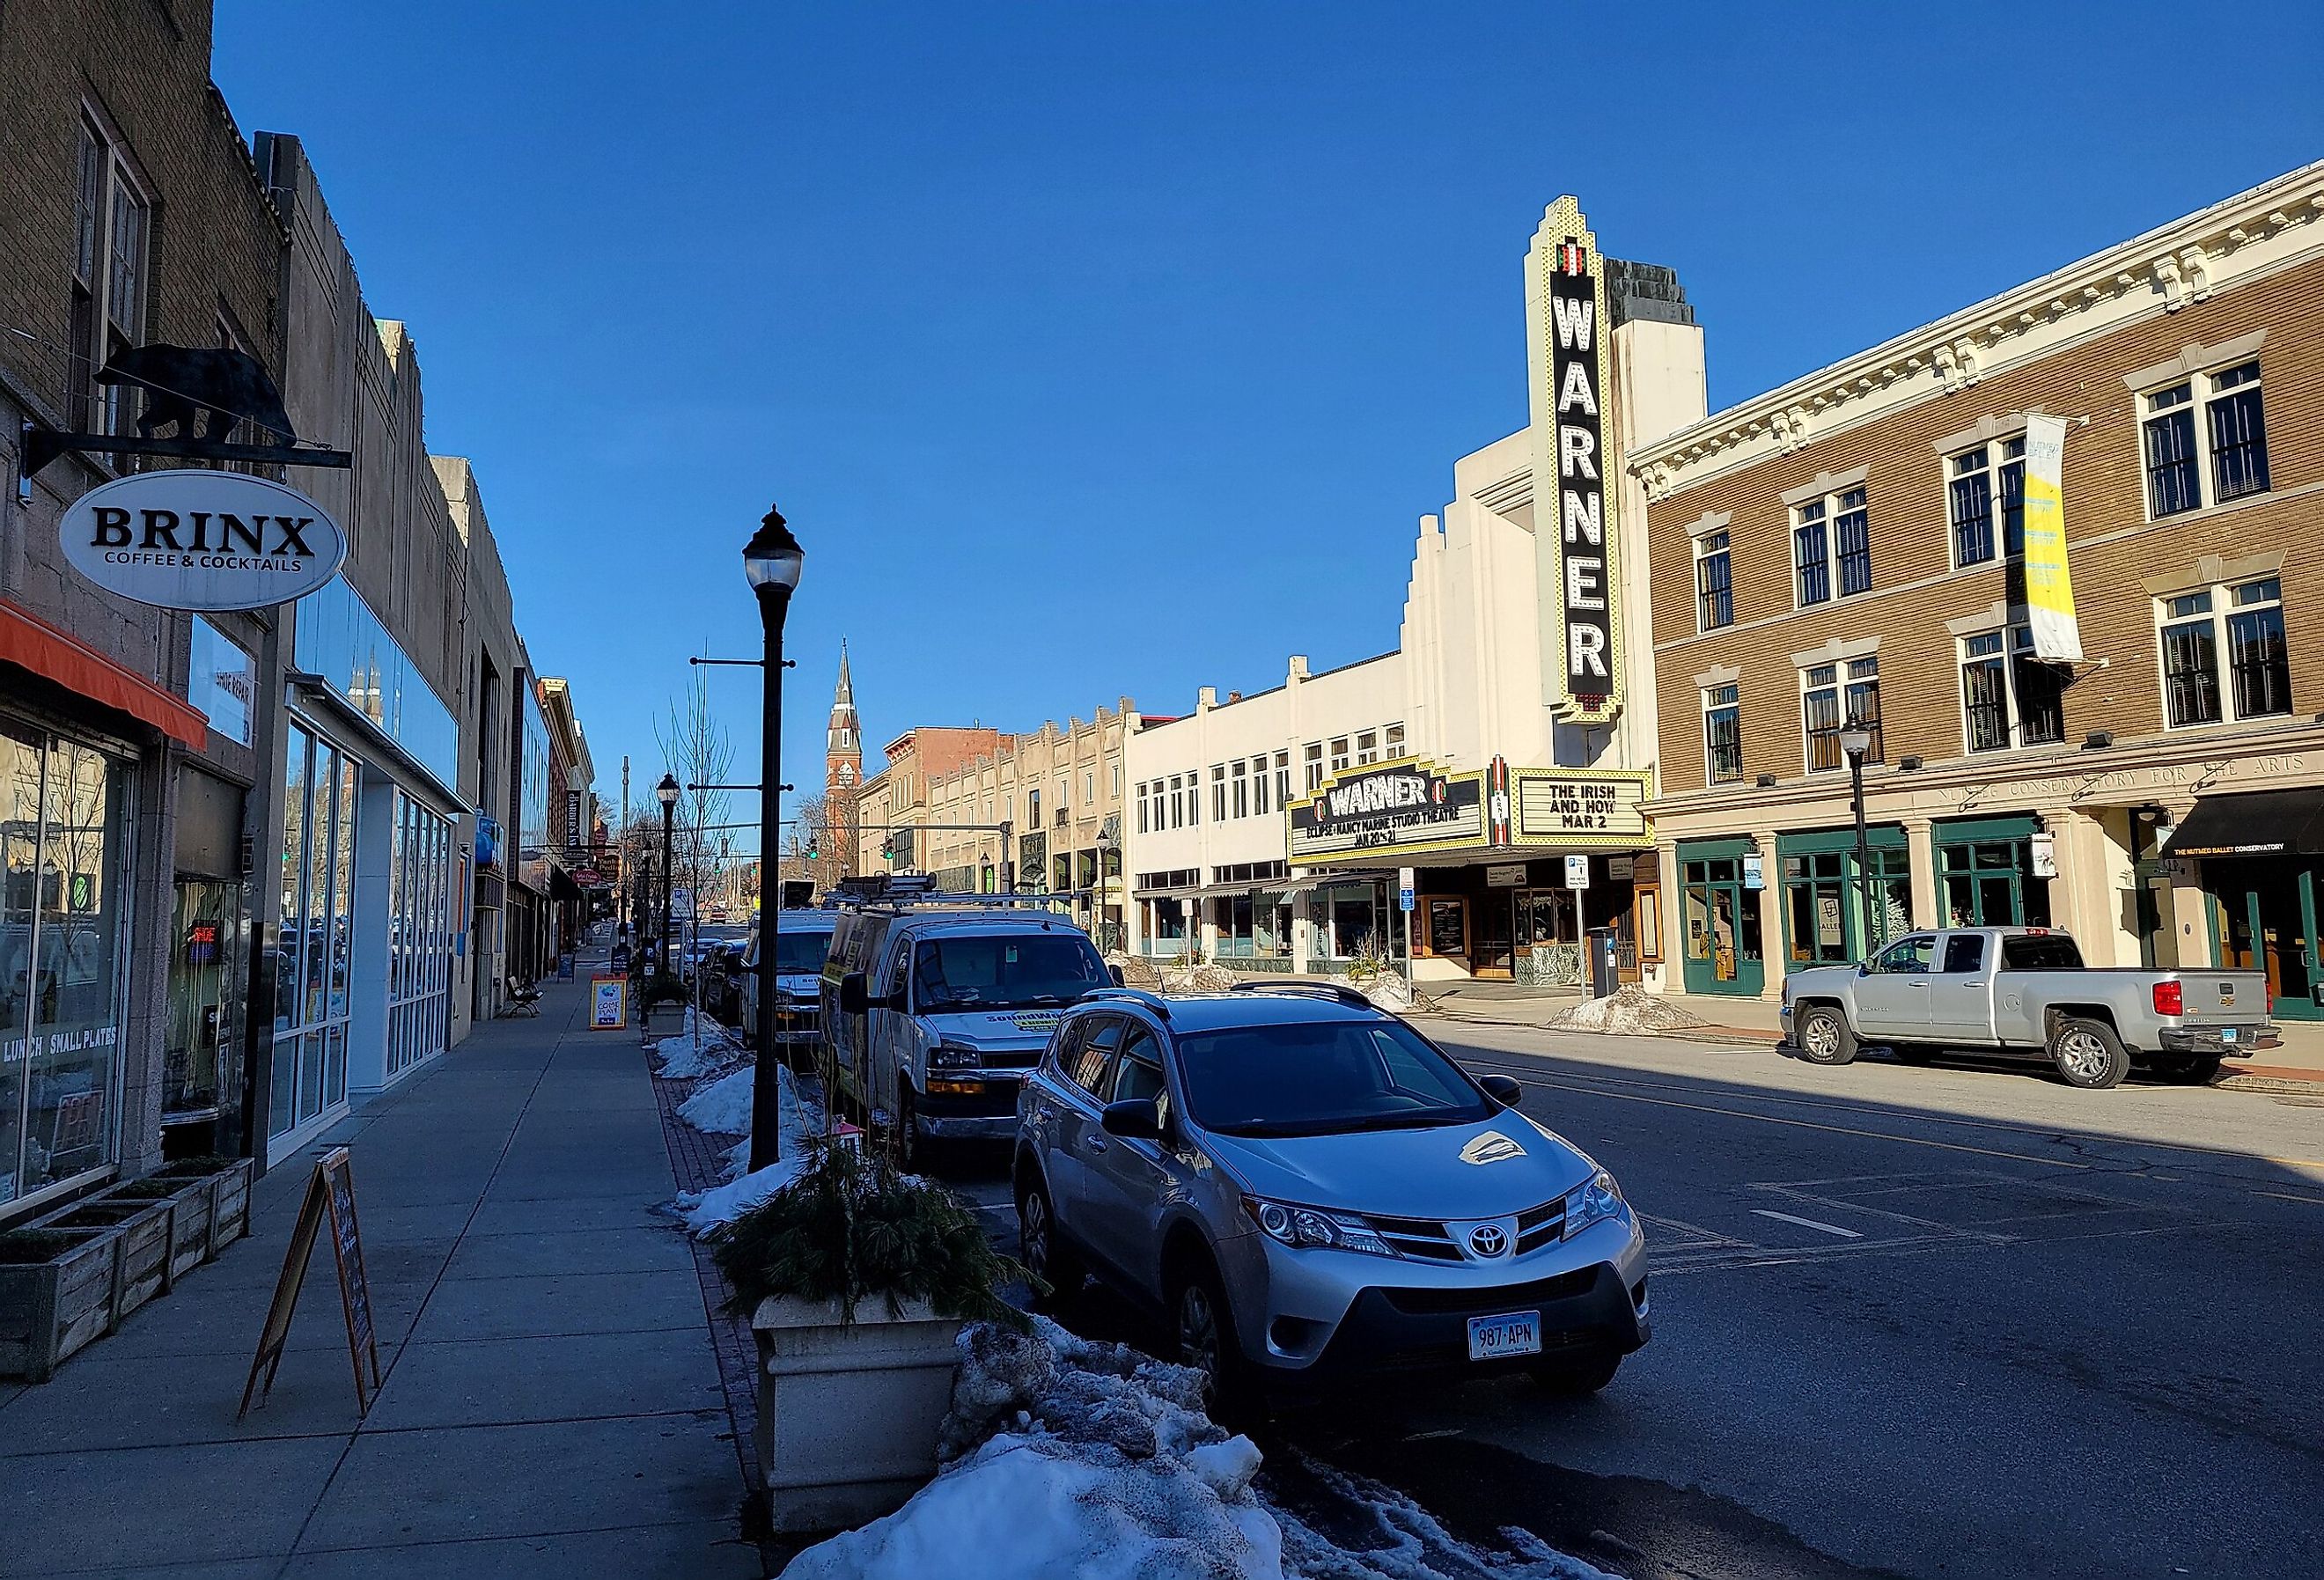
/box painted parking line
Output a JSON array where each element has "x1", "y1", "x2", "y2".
[{"x1": 1749, "y1": 1209, "x2": 1864, "y2": 1238}]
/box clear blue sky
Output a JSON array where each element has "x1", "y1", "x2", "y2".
[{"x1": 213, "y1": 1, "x2": 2324, "y2": 849}]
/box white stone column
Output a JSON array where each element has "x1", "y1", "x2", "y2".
[
  {"x1": 1901, "y1": 815, "x2": 1938, "y2": 930},
  {"x1": 1753, "y1": 828, "x2": 1785, "y2": 1001}
]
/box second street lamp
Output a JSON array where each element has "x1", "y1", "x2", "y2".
[
  {"x1": 657, "y1": 773, "x2": 680, "y2": 994},
  {"x1": 744, "y1": 505, "x2": 805, "y2": 1170},
  {"x1": 1840, "y1": 724, "x2": 1875, "y2": 959}
]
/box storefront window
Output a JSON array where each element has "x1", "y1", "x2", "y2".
[
  {"x1": 1780, "y1": 838, "x2": 1912, "y2": 965},
  {"x1": 1, "y1": 723, "x2": 132, "y2": 1209},
  {"x1": 188, "y1": 617, "x2": 255, "y2": 746},
  {"x1": 388, "y1": 793, "x2": 454, "y2": 1078},
  {"x1": 272, "y1": 724, "x2": 356, "y2": 1141},
  {"x1": 1938, "y1": 834, "x2": 2051, "y2": 928}
]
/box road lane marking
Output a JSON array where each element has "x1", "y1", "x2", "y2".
[
  {"x1": 2254, "y1": 1190, "x2": 2324, "y2": 1207},
  {"x1": 1751, "y1": 1209, "x2": 1863, "y2": 1238}
]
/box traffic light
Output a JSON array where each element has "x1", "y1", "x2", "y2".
[{"x1": 805, "y1": 834, "x2": 820, "y2": 861}]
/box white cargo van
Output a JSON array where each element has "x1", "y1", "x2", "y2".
[{"x1": 823, "y1": 896, "x2": 1111, "y2": 1165}]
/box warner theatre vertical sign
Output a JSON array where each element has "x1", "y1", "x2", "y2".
[{"x1": 1527, "y1": 197, "x2": 1622, "y2": 724}]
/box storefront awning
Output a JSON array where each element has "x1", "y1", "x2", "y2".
[
  {"x1": 549, "y1": 864, "x2": 586, "y2": 903},
  {"x1": 0, "y1": 599, "x2": 205, "y2": 749},
  {"x1": 2164, "y1": 790, "x2": 2324, "y2": 858}
]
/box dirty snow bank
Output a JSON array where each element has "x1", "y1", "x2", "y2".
[
  {"x1": 668, "y1": 1064, "x2": 820, "y2": 1234},
  {"x1": 783, "y1": 1318, "x2": 1624, "y2": 1580},
  {"x1": 652, "y1": 1009, "x2": 742, "y2": 1078},
  {"x1": 785, "y1": 1317, "x2": 1279, "y2": 1580},
  {"x1": 1547, "y1": 985, "x2": 1706, "y2": 1036}
]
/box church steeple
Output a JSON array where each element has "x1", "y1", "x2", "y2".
[{"x1": 824, "y1": 642, "x2": 863, "y2": 874}]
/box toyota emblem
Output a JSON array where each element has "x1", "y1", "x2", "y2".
[{"x1": 1468, "y1": 1224, "x2": 1508, "y2": 1258}]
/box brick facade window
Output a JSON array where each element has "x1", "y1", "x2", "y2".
[
  {"x1": 1793, "y1": 488, "x2": 1871, "y2": 606},
  {"x1": 1695, "y1": 529, "x2": 1733, "y2": 630},
  {"x1": 1948, "y1": 440, "x2": 2025, "y2": 566},
  {"x1": 1960, "y1": 627, "x2": 2065, "y2": 753},
  {"x1": 2159, "y1": 576, "x2": 2291, "y2": 728},
  {"x1": 70, "y1": 118, "x2": 151, "y2": 445},
  {"x1": 1804, "y1": 658, "x2": 1882, "y2": 772},
  {"x1": 1703, "y1": 684, "x2": 1741, "y2": 783},
  {"x1": 2144, "y1": 360, "x2": 2270, "y2": 518}
]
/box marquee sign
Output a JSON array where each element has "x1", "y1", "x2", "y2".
[
  {"x1": 1511, "y1": 769, "x2": 1653, "y2": 848},
  {"x1": 60, "y1": 469, "x2": 347, "y2": 612},
  {"x1": 1288, "y1": 758, "x2": 1484, "y2": 861},
  {"x1": 1527, "y1": 197, "x2": 1622, "y2": 724}
]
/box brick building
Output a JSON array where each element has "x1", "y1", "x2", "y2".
[
  {"x1": 0, "y1": 0, "x2": 287, "y2": 1206},
  {"x1": 1629, "y1": 161, "x2": 2324, "y2": 1016}
]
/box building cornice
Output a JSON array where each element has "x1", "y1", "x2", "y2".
[{"x1": 1629, "y1": 161, "x2": 2324, "y2": 502}]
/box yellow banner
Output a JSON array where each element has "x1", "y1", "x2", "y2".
[{"x1": 2020, "y1": 413, "x2": 2082, "y2": 662}]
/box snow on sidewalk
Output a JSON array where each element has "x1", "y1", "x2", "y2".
[
  {"x1": 652, "y1": 1008, "x2": 744, "y2": 1078},
  {"x1": 668, "y1": 1062, "x2": 823, "y2": 1234},
  {"x1": 782, "y1": 1318, "x2": 1627, "y2": 1580}
]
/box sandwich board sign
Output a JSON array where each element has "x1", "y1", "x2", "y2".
[
  {"x1": 60, "y1": 469, "x2": 347, "y2": 611},
  {"x1": 240, "y1": 1147, "x2": 378, "y2": 1418},
  {"x1": 590, "y1": 974, "x2": 628, "y2": 1030}
]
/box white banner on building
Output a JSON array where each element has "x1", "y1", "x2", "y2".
[{"x1": 2020, "y1": 413, "x2": 2083, "y2": 662}]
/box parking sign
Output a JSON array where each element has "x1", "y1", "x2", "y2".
[{"x1": 1563, "y1": 855, "x2": 1590, "y2": 889}]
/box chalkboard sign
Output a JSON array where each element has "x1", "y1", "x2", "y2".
[
  {"x1": 239, "y1": 1147, "x2": 380, "y2": 1419},
  {"x1": 1426, "y1": 900, "x2": 1467, "y2": 958}
]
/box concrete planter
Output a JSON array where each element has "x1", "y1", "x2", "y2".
[
  {"x1": 750, "y1": 1295, "x2": 963, "y2": 1534},
  {"x1": 39, "y1": 1197, "x2": 173, "y2": 1323},
  {"x1": 0, "y1": 1227, "x2": 123, "y2": 1381}
]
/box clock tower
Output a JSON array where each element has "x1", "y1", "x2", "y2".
[{"x1": 825, "y1": 642, "x2": 861, "y2": 874}]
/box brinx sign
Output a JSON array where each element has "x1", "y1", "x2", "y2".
[{"x1": 61, "y1": 469, "x2": 347, "y2": 611}]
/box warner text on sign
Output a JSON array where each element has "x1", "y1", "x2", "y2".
[
  {"x1": 1289, "y1": 759, "x2": 1485, "y2": 861},
  {"x1": 1527, "y1": 196, "x2": 1622, "y2": 725}
]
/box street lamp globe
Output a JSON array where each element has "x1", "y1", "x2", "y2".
[
  {"x1": 742, "y1": 506, "x2": 806, "y2": 593},
  {"x1": 656, "y1": 773, "x2": 680, "y2": 809},
  {"x1": 1839, "y1": 727, "x2": 1873, "y2": 761}
]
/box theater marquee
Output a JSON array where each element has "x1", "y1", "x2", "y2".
[
  {"x1": 1287, "y1": 757, "x2": 1484, "y2": 862},
  {"x1": 1527, "y1": 196, "x2": 1622, "y2": 725},
  {"x1": 1511, "y1": 769, "x2": 1652, "y2": 848}
]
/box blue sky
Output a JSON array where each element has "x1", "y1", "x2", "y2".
[{"x1": 212, "y1": 1, "x2": 2324, "y2": 849}]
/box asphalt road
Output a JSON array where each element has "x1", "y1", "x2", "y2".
[
  {"x1": 947, "y1": 1027, "x2": 2324, "y2": 1579},
  {"x1": 1320, "y1": 1025, "x2": 2324, "y2": 1580}
]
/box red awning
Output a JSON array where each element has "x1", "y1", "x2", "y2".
[{"x1": 0, "y1": 599, "x2": 207, "y2": 751}]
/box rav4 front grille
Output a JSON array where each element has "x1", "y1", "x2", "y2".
[
  {"x1": 1379, "y1": 1268, "x2": 1597, "y2": 1315},
  {"x1": 1363, "y1": 1213, "x2": 1464, "y2": 1262}
]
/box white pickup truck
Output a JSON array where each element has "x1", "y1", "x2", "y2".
[{"x1": 1780, "y1": 927, "x2": 2277, "y2": 1089}]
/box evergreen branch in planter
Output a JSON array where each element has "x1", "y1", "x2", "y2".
[{"x1": 710, "y1": 1136, "x2": 1036, "y2": 1331}]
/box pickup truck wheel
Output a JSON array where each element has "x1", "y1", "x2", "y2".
[
  {"x1": 2152, "y1": 1052, "x2": 2223, "y2": 1084},
  {"x1": 1796, "y1": 1004, "x2": 1859, "y2": 1066},
  {"x1": 2049, "y1": 1018, "x2": 2129, "y2": 1090}
]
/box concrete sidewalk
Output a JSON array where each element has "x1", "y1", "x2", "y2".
[{"x1": 0, "y1": 965, "x2": 759, "y2": 1578}]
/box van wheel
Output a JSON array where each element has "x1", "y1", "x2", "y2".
[
  {"x1": 1796, "y1": 1004, "x2": 1858, "y2": 1066},
  {"x1": 2050, "y1": 1017, "x2": 2129, "y2": 1089},
  {"x1": 894, "y1": 1084, "x2": 936, "y2": 1172}
]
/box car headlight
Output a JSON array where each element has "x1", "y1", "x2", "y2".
[
  {"x1": 1241, "y1": 1195, "x2": 1398, "y2": 1258},
  {"x1": 1562, "y1": 1170, "x2": 1626, "y2": 1239},
  {"x1": 930, "y1": 1040, "x2": 981, "y2": 1071}
]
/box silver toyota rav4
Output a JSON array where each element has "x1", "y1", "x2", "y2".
[{"x1": 1013, "y1": 983, "x2": 1650, "y2": 1404}]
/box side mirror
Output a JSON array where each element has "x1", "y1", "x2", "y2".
[
  {"x1": 1857, "y1": 960, "x2": 1872, "y2": 976},
  {"x1": 1100, "y1": 1098, "x2": 1163, "y2": 1140},
  {"x1": 1478, "y1": 1073, "x2": 1521, "y2": 1107},
  {"x1": 1107, "y1": 964, "x2": 1126, "y2": 988},
  {"x1": 838, "y1": 972, "x2": 869, "y2": 1015}
]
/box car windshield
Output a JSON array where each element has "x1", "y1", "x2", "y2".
[
  {"x1": 1174, "y1": 1018, "x2": 1494, "y2": 1138},
  {"x1": 772, "y1": 930, "x2": 832, "y2": 974},
  {"x1": 911, "y1": 932, "x2": 1107, "y2": 1013}
]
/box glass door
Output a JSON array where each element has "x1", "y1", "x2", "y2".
[
  {"x1": 2213, "y1": 859, "x2": 2320, "y2": 1021},
  {"x1": 163, "y1": 878, "x2": 246, "y2": 1149},
  {"x1": 1680, "y1": 855, "x2": 1764, "y2": 996}
]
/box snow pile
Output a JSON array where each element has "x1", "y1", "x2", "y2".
[
  {"x1": 785, "y1": 1317, "x2": 1622, "y2": 1580},
  {"x1": 677, "y1": 1065, "x2": 755, "y2": 1135},
  {"x1": 785, "y1": 1317, "x2": 1279, "y2": 1580},
  {"x1": 1548, "y1": 985, "x2": 1707, "y2": 1036},
  {"x1": 652, "y1": 1010, "x2": 742, "y2": 1078},
  {"x1": 668, "y1": 1063, "x2": 821, "y2": 1234}
]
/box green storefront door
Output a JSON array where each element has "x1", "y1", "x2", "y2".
[
  {"x1": 1680, "y1": 838, "x2": 1764, "y2": 996},
  {"x1": 1935, "y1": 816, "x2": 2052, "y2": 930},
  {"x1": 2208, "y1": 858, "x2": 2321, "y2": 1022},
  {"x1": 1777, "y1": 826, "x2": 1912, "y2": 967}
]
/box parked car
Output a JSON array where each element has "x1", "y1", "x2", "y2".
[
  {"x1": 739, "y1": 909, "x2": 839, "y2": 1062},
  {"x1": 1780, "y1": 926, "x2": 2277, "y2": 1089},
  {"x1": 1013, "y1": 981, "x2": 1650, "y2": 1409},
  {"x1": 827, "y1": 900, "x2": 1110, "y2": 1166}
]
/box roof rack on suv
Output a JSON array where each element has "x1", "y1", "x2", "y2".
[
  {"x1": 1232, "y1": 980, "x2": 1378, "y2": 1011},
  {"x1": 1079, "y1": 986, "x2": 1171, "y2": 1021}
]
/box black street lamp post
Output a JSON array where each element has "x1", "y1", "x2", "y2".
[
  {"x1": 745, "y1": 507, "x2": 805, "y2": 1170},
  {"x1": 1842, "y1": 725, "x2": 1876, "y2": 959},
  {"x1": 657, "y1": 773, "x2": 680, "y2": 991}
]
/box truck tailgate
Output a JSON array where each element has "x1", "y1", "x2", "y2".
[{"x1": 2166, "y1": 971, "x2": 2269, "y2": 1024}]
